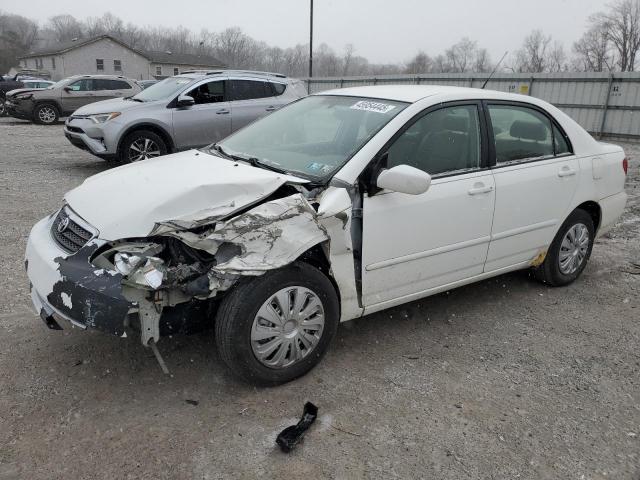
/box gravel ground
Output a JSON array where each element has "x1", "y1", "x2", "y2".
[{"x1": 0, "y1": 117, "x2": 639, "y2": 480}]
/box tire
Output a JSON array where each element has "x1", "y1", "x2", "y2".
[
  {"x1": 215, "y1": 262, "x2": 340, "y2": 386},
  {"x1": 0, "y1": 101, "x2": 6, "y2": 117},
  {"x1": 33, "y1": 103, "x2": 59, "y2": 125},
  {"x1": 118, "y1": 130, "x2": 167, "y2": 163},
  {"x1": 534, "y1": 209, "x2": 595, "y2": 286}
]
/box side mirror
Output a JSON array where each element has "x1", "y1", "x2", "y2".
[
  {"x1": 376, "y1": 165, "x2": 431, "y2": 195},
  {"x1": 177, "y1": 94, "x2": 195, "y2": 107},
  {"x1": 63, "y1": 86, "x2": 72, "y2": 92}
]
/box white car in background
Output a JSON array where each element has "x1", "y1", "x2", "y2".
[{"x1": 25, "y1": 85, "x2": 628, "y2": 385}]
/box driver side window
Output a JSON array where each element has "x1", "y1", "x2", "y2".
[
  {"x1": 187, "y1": 80, "x2": 225, "y2": 105},
  {"x1": 67, "y1": 79, "x2": 94, "y2": 92},
  {"x1": 387, "y1": 105, "x2": 481, "y2": 176}
]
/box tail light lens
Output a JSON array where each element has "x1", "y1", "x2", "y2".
[{"x1": 623, "y1": 157, "x2": 629, "y2": 175}]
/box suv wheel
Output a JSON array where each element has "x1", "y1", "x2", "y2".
[
  {"x1": 34, "y1": 103, "x2": 59, "y2": 124},
  {"x1": 215, "y1": 262, "x2": 340, "y2": 386},
  {"x1": 0, "y1": 101, "x2": 6, "y2": 117},
  {"x1": 119, "y1": 130, "x2": 167, "y2": 163}
]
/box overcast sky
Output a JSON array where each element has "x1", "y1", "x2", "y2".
[{"x1": 1, "y1": 0, "x2": 607, "y2": 63}]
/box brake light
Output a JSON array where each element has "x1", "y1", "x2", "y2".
[{"x1": 623, "y1": 157, "x2": 629, "y2": 175}]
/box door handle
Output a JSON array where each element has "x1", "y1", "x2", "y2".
[
  {"x1": 468, "y1": 185, "x2": 494, "y2": 195},
  {"x1": 558, "y1": 166, "x2": 576, "y2": 177},
  {"x1": 265, "y1": 106, "x2": 277, "y2": 112},
  {"x1": 216, "y1": 108, "x2": 230, "y2": 115}
]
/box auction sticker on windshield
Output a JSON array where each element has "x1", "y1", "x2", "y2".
[{"x1": 350, "y1": 100, "x2": 397, "y2": 114}]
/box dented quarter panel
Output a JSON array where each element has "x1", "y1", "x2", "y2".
[{"x1": 65, "y1": 150, "x2": 307, "y2": 240}]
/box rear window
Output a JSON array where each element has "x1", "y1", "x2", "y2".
[{"x1": 271, "y1": 82, "x2": 286, "y2": 96}]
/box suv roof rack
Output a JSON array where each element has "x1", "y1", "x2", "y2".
[{"x1": 180, "y1": 69, "x2": 287, "y2": 79}]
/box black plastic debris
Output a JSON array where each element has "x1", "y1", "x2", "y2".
[
  {"x1": 276, "y1": 402, "x2": 318, "y2": 453},
  {"x1": 185, "y1": 399, "x2": 199, "y2": 406}
]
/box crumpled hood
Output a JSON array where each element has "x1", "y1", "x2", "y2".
[
  {"x1": 71, "y1": 97, "x2": 149, "y2": 116},
  {"x1": 65, "y1": 150, "x2": 307, "y2": 241},
  {"x1": 6, "y1": 88, "x2": 38, "y2": 98}
]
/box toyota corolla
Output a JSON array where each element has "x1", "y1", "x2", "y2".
[{"x1": 25, "y1": 85, "x2": 628, "y2": 385}]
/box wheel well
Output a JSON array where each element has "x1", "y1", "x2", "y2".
[
  {"x1": 575, "y1": 201, "x2": 601, "y2": 232},
  {"x1": 118, "y1": 124, "x2": 175, "y2": 154},
  {"x1": 298, "y1": 244, "x2": 342, "y2": 306}
]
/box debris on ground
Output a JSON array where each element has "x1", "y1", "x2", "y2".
[{"x1": 276, "y1": 402, "x2": 318, "y2": 452}]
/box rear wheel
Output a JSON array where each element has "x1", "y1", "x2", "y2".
[
  {"x1": 118, "y1": 130, "x2": 167, "y2": 163},
  {"x1": 0, "y1": 100, "x2": 6, "y2": 117},
  {"x1": 534, "y1": 209, "x2": 595, "y2": 286},
  {"x1": 214, "y1": 262, "x2": 339, "y2": 386},
  {"x1": 33, "y1": 103, "x2": 59, "y2": 124}
]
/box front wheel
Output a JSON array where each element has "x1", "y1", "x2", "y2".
[
  {"x1": 118, "y1": 130, "x2": 167, "y2": 163},
  {"x1": 535, "y1": 209, "x2": 595, "y2": 286},
  {"x1": 33, "y1": 103, "x2": 59, "y2": 124},
  {"x1": 0, "y1": 100, "x2": 6, "y2": 117},
  {"x1": 215, "y1": 262, "x2": 340, "y2": 386}
]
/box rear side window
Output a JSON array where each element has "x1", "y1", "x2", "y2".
[
  {"x1": 488, "y1": 105, "x2": 553, "y2": 163},
  {"x1": 94, "y1": 79, "x2": 132, "y2": 90},
  {"x1": 553, "y1": 124, "x2": 571, "y2": 155},
  {"x1": 230, "y1": 80, "x2": 273, "y2": 101},
  {"x1": 271, "y1": 82, "x2": 286, "y2": 96}
]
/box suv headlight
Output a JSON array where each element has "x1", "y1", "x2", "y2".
[
  {"x1": 88, "y1": 112, "x2": 121, "y2": 124},
  {"x1": 93, "y1": 242, "x2": 166, "y2": 289},
  {"x1": 15, "y1": 93, "x2": 33, "y2": 100}
]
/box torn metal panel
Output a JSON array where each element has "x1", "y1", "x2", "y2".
[{"x1": 166, "y1": 193, "x2": 329, "y2": 276}]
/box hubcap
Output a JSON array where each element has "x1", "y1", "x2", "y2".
[
  {"x1": 251, "y1": 286, "x2": 325, "y2": 369},
  {"x1": 38, "y1": 106, "x2": 56, "y2": 123},
  {"x1": 558, "y1": 223, "x2": 590, "y2": 275},
  {"x1": 129, "y1": 138, "x2": 161, "y2": 161}
]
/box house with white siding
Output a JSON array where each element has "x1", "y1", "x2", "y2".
[{"x1": 18, "y1": 35, "x2": 226, "y2": 81}]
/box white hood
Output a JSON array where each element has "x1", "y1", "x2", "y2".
[{"x1": 65, "y1": 150, "x2": 307, "y2": 241}]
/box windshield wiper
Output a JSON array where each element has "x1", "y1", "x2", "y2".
[{"x1": 211, "y1": 144, "x2": 288, "y2": 174}]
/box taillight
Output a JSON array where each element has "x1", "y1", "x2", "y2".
[{"x1": 623, "y1": 157, "x2": 629, "y2": 175}]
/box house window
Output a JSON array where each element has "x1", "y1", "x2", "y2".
[
  {"x1": 156, "y1": 65, "x2": 162, "y2": 76},
  {"x1": 114, "y1": 60, "x2": 122, "y2": 72},
  {"x1": 96, "y1": 59, "x2": 104, "y2": 71},
  {"x1": 51, "y1": 58, "x2": 56, "y2": 69},
  {"x1": 174, "y1": 67, "x2": 179, "y2": 75}
]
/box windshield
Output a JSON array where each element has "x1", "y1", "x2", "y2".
[
  {"x1": 132, "y1": 76, "x2": 194, "y2": 102},
  {"x1": 215, "y1": 95, "x2": 408, "y2": 180}
]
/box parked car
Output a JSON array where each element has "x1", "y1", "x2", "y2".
[
  {"x1": 5, "y1": 75, "x2": 141, "y2": 124},
  {"x1": 1, "y1": 80, "x2": 56, "y2": 115},
  {"x1": 25, "y1": 85, "x2": 628, "y2": 385},
  {"x1": 0, "y1": 76, "x2": 26, "y2": 116},
  {"x1": 136, "y1": 80, "x2": 158, "y2": 90},
  {"x1": 63, "y1": 70, "x2": 307, "y2": 162}
]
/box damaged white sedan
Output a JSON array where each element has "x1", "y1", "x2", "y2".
[{"x1": 26, "y1": 85, "x2": 628, "y2": 385}]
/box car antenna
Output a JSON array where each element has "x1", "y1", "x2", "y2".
[{"x1": 482, "y1": 51, "x2": 508, "y2": 89}]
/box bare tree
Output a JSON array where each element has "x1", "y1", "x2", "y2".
[
  {"x1": 405, "y1": 51, "x2": 432, "y2": 74},
  {"x1": 446, "y1": 37, "x2": 478, "y2": 72},
  {"x1": 590, "y1": 0, "x2": 640, "y2": 71},
  {"x1": 512, "y1": 30, "x2": 552, "y2": 72},
  {"x1": 547, "y1": 41, "x2": 567, "y2": 72},
  {"x1": 46, "y1": 14, "x2": 83, "y2": 42},
  {"x1": 573, "y1": 24, "x2": 614, "y2": 71},
  {"x1": 0, "y1": 11, "x2": 39, "y2": 72},
  {"x1": 342, "y1": 43, "x2": 355, "y2": 76},
  {"x1": 474, "y1": 48, "x2": 492, "y2": 72}
]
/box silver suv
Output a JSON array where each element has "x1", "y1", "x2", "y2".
[
  {"x1": 63, "y1": 70, "x2": 307, "y2": 163},
  {"x1": 5, "y1": 75, "x2": 140, "y2": 124}
]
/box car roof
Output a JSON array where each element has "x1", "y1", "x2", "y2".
[
  {"x1": 314, "y1": 85, "x2": 540, "y2": 104},
  {"x1": 66, "y1": 74, "x2": 134, "y2": 80}
]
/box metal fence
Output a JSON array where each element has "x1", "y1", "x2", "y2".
[{"x1": 304, "y1": 72, "x2": 640, "y2": 140}]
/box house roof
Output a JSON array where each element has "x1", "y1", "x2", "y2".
[{"x1": 18, "y1": 35, "x2": 226, "y2": 67}]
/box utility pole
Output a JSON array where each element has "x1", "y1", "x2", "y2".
[{"x1": 309, "y1": 0, "x2": 314, "y2": 78}]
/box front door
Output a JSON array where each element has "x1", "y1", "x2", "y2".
[
  {"x1": 172, "y1": 78, "x2": 232, "y2": 149},
  {"x1": 362, "y1": 103, "x2": 496, "y2": 308},
  {"x1": 483, "y1": 103, "x2": 580, "y2": 272},
  {"x1": 61, "y1": 78, "x2": 96, "y2": 114}
]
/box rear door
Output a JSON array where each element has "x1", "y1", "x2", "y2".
[
  {"x1": 484, "y1": 102, "x2": 579, "y2": 272},
  {"x1": 171, "y1": 78, "x2": 232, "y2": 149},
  {"x1": 228, "y1": 78, "x2": 279, "y2": 131}
]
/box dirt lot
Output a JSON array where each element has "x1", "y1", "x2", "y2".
[{"x1": 0, "y1": 117, "x2": 638, "y2": 480}]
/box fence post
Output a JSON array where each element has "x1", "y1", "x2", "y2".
[
  {"x1": 599, "y1": 73, "x2": 614, "y2": 139},
  {"x1": 529, "y1": 76, "x2": 535, "y2": 96},
  {"x1": 469, "y1": 77, "x2": 474, "y2": 88},
  {"x1": 415, "y1": 76, "x2": 421, "y2": 85}
]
